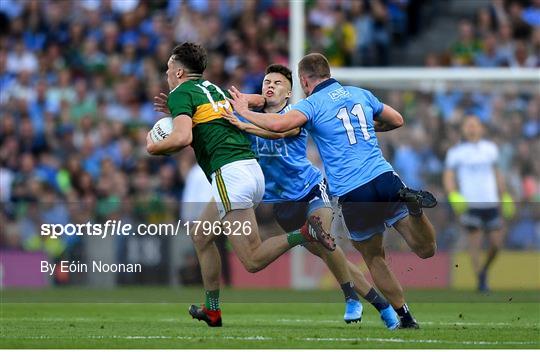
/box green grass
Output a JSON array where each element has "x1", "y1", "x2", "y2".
[{"x1": 1, "y1": 288, "x2": 539, "y2": 349}]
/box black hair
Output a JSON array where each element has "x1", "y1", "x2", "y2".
[
  {"x1": 171, "y1": 42, "x2": 207, "y2": 75},
  {"x1": 265, "y1": 64, "x2": 293, "y2": 87}
]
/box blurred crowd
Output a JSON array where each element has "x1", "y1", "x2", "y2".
[
  {"x1": 0, "y1": 0, "x2": 539, "y2": 264},
  {"x1": 429, "y1": 0, "x2": 540, "y2": 67},
  {"x1": 306, "y1": 0, "x2": 427, "y2": 66}
]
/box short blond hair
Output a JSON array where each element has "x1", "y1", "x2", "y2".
[{"x1": 298, "y1": 53, "x2": 331, "y2": 79}]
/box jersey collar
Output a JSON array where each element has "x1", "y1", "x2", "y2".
[
  {"x1": 263, "y1": 102, "x2": 289, "y2": 114},
  {"x1": 311, "y1": 78, "x2": 339, "y2": 95}
]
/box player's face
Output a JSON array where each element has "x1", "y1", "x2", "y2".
[
  {"x1": 262, "y1": 72, "x2": 291, "y2": 106},
  {"x1": 166, "y1": 57, "x2": 182, "y2": 90},
  {"x1": 462, "y1": 116, "x2": 484, "y2": 141}
]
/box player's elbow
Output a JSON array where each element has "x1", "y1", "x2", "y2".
[
  {"x1": 390, "y1": 112, "x2": 404, "y2": 129},
  {"x1": 171, "y1": 131, "x2": 192, "y2": 148},
  {"x1": 381, "y1": 104, "x2": 404, "y2": 129},
  {"x1": 182, "y1": 134, "x2": 193, "y2": 146}
]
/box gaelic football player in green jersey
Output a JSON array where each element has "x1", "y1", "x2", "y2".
[{"x1": 146, "y1": 42, "x2": 335, "y2": 327}]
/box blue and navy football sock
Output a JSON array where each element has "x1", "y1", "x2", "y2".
[
  {"x1": 363, "y1": 288, "x2": 390, "y2": 312},
  {"x1": 340, "y1": 282, "x2": 360, "y2": 301}
]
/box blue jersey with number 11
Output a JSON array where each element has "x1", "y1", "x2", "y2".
[{"x1": 292, "y1": 79, "x2": 394, "y2": 197}]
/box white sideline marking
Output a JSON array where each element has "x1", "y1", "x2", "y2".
[
  {"x1": 276, "y1": 318, "x2": 536, "y2": 327},
  {"x1": 2, "y1": 335, "x2": 537, "y2": 346}
]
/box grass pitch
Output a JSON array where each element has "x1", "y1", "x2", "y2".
[{"x1": 1, "y1": 287, "x2": 539, "y2": 349}]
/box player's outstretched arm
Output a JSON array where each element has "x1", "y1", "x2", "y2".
[
  {"x1": 228, "y1": 86, "x2": 306, "y2": 132},
  {"x1": 374, "y1": 104, "x2": 404, "y2": 132},
  {"x1": 442, "y1": 168, "x2": 457, "y2": 194},
  {"x1": 147, "y1": 115, "x2": 192, "y2": 155},
  {"x1": 244, "y1": 94, "x2": 266, "y2": 110},
  {"x1": 222, "y1": 108, "x2": 300, "y2": 139}
]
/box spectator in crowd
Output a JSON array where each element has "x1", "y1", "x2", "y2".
[
  {"x1": 451, "y1": 20, "x2": 482, "y2": 66},
  {"x1": 438, "y1": 0, "x2": 539, "y2": 68},
  {"x1": 474, "y1": 33, "x2": 506, "y2": 67}
]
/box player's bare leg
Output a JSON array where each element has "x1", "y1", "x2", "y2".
[
  {"x1": 345, "y1": 261, "x2": 372, "y2": 296},
  {"x1": 188, "y1": 200, "x2": 224, "y2": 327},
  {"x1": 190, "y1": 201, "x2": 222, "y2": 290},
  {"x1": 305, "y1": 243, "x2": 371, "y2": 291},
  {"x1": 352, "y1": 234, "x2": 405, "y2": 307},
  {"x1": 396, "y1": 187, "x2": 438, "y2": 258},
  {"x1": 484, "y1": 229, "x2": 504, "y2": 270},
  {"x1": 305, "y1": 207, "x2": 373, "y2": 295},
  {"x1": 190, "y1": 201, "x2": 335, "y2": 327},
  {"x1": 304, "y1": 207, "x2": 398, "y2": 327},
  {"x1": 393, "y1": 215, "x2": 437, "y2": 259},
  {"x1": 302, "y1": 205, "x2": 362, "y2": 323},
  {"x1": 466, "y1": 229, "x2": 484, "y2": 277},
  {"x1": 352, "y1": 233, "x2": 418, "y2": 329},
  {"x1": 224, "y1": 208, "x2": 333, "y2": 273},
  {"x1": 307, "y1": 241, "x2": 372, "y2": 294},
  {"x1": 311, "y1": 241, "x2": 400, "y2": 328},
  {"x1": 477, "y1": 229, "x2": 504, "y2": 292},
  {"x1": 305, "y1": 207, "x2": 363, "y2": 289}
]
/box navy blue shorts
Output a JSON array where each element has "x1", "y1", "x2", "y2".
[
  {"x1": 461, "y1": 207, "x2": 502, "y2": 232},
  {"x1": 338, "y1": 171, "x2": 409, "y2": 242},
  {"x1": 272, "y1": 179, "x2": 331, "y2": 233}
]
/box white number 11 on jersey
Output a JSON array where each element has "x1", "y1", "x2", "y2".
[{"x1": 336, "y1": 104, "x2": 370, "y2": 145}]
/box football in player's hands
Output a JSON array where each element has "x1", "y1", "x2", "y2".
[{"x1": 149, "y1": 117, "x2": 173, "y2": 143}]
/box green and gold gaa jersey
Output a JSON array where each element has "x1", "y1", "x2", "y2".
[{"x1": 167, "y1": 79, "x2": 255, "y2": 180}]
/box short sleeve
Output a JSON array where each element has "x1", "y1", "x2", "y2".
[
  {"x1": 168, "y1": 88, "x2": 194, "y2": 118},
  {"x1": 291, "y1": 98, "x2": 315, "y2": 122},
  {"x1": 445, "y1": 148, "x2": 458, "y2": 170},
  {"x1": 366, "y1": 90, "x2": 384, "y2": 116}
]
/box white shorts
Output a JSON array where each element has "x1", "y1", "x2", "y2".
[{"x1": 211, "y1": 159, "x2": 265, "y2": 219}]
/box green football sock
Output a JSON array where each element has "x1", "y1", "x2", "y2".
[
  {"x1": 205, "y1": 290, "x2": 220, "y2": 310},
  {"x1": 287, "y1": 230, "x2": 306, "y2": 247}
]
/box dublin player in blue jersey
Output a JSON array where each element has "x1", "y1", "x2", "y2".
[
  {"x1": 227, "y1": 54, "x2": 437, "y2": 329},
  {"x1": 224, "y1": 64, "x2": 399, "y2": 328}
]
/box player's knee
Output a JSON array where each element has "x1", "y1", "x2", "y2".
[
  {"x1": 490, "y1": 241, "x2": 502, "y2": 251},
  {"x1": 360, "y1": 245, "x2": 385, "y2": 264},
  {"x1": 363, "y1": 252, "x2": 386, "y2": 267},
  {"x1": 243, "y1": 260, "x2": 264, "y2": 273},
  {"x1": 415, "y1": 243, "x2": 436, "y2": 259},
  {"x1": 191, "y1": 233, "x2": 212, "y2": 250},
  {"x1": 238, "y1": 256, "x2": 265, "y2": 273}
]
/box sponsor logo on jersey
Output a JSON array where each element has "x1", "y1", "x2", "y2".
[
  {"x1": 328, "y1": 87, "x2": 351, "y2": 101},
  {"x1": 256, "y1": 138, "x2": 289, "y2": 157}
]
